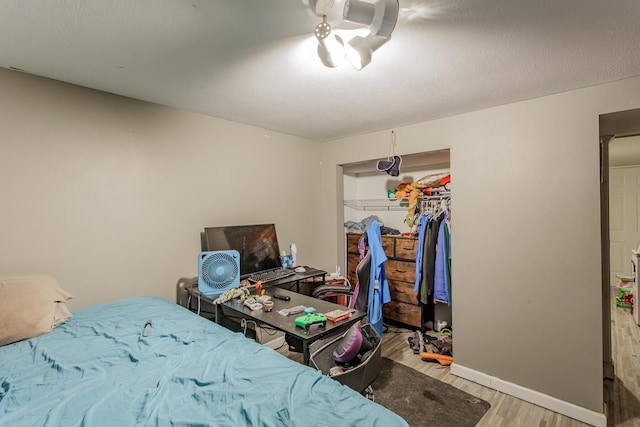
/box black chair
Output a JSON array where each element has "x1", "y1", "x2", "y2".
[
  {"x1": 311, "y1": 250, "x2": 371, "y2": 315},
  {"x1": 308, "y1": 249, "x2": 382, "y2": 397},
  {"x1": 286, "y1": 247, "x2": 372, "y2": 357}
]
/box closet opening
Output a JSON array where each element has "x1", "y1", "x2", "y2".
[
  {"x1": 599, "y1": 107, "x2": 640, "y2": 423},
  {"x1": 340, "y1": 148, "x2": 452, "y2": 356}
]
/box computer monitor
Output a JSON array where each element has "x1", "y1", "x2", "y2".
[{"x1": 203, "y1": 224, "x2": 282, "y2": 278}]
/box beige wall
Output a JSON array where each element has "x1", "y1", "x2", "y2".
[
  {"x1": 320, "y1": 76, "x2": 640, "y2": 414},
  {"x1": 4, "y1": 63, "x2": 640, "y2": 419},
  {"x1": 0, "y1": 68, "x2": 323, "y2": 309}
]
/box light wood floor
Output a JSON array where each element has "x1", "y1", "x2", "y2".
[
  {"x1": 606, "y1": 296, "x2": 640, "y2": 426},
  {"x1": 275, "y1": 298, "x2": 639, "y2": 426}
]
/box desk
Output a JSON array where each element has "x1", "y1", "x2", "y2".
[
  {"x1": 256, "y1": 266, "x2": 327, "y2": 293},
  {"x1": 186, "y1": 286, "x2": 365, "y2": 365}
]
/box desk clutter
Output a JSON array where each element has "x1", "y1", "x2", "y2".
[
  {"x1": 198, "y1": 224, "x2": 326, "y2": 298},
  {"x1": 325, "y1": 308, "x2": 357, "y2": 323},
  {"x1": 185, "y1": 222, "x2": 390, "y2": 401},
  {"x1": 278, "y1": 305, "x2": 306, "y2": 316}
]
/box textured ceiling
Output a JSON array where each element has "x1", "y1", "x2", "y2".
[{"x1": 1, "y1": 0, "x2": 640, "y2": 141}]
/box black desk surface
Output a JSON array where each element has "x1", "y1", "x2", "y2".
[
  {"x1": 222, "y1": 287, "x2": 365, "y2": 341},
  {"x1": 257, "y1": 266, "x2": 327, "y2": 289}
]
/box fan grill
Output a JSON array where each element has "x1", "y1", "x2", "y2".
[{"x1": 198, "y1": 250, "x2": 240, "y2": 297}]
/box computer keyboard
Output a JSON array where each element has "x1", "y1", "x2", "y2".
[{"x1": 248, "y1": 269, "x2": 296, "y2": 284}]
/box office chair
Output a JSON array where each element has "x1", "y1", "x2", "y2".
[
  {"x1": 308, "y1": 247, "x2": 382, "y2": 397},
  {"x1": 287, "y1": 238, "x2": 371, "y2": 357},
  {"x1": 311, "y1": 250, "x2": 371, "y2": 315}
]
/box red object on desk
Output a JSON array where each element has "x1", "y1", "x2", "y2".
[{"x1": 325, "y1": 309, "x2": 356, "y2": 323}]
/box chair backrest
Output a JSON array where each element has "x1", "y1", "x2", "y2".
[{"x1": 350, "y1": 249, "x2": 371, "y2": 312}]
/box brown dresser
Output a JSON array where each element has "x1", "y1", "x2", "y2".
[{"x1": 345, "y1": 232, "x2": 422, "y2": 329}]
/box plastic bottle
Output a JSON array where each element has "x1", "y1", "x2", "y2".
[
  {"x1": 290, "y1": 243, "x2": 297, "y2": 267},
  {"x1": 280, "y1": 249, "x2": 289, "y2": 268}
]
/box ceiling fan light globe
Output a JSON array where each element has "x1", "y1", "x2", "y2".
[
  {"x1": 346, "y1": 34, "x2": 390, "y2": 70},
  {"x1": 345, "y1": 35, "x2": 372, "y2": 70},
  {"x1": 317, "y1": 34, "x2": 346, "y2": 67}
]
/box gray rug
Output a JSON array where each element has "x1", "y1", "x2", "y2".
[{"x1": 371, "y1": 357, "x2": 490, "y2": 427}]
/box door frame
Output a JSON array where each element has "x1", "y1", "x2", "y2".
[
  {"x1": 600, "y1": 134, "x2": 614, "y2": 380},
  {"x1": 600, "y1": 107, "x2": 640, "y2": 382}
]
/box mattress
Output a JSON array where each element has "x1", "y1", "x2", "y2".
[{"x1": 0, "y1": 296, "x2": 407, "y2": 426}]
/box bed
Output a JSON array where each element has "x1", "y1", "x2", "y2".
[{"x1": 0, "y1": 295, "x2": 408, "y2": 426}]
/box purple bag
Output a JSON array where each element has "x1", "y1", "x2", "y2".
[{"x1": 332, "y1": 323, "x2": 363, "y2": 363}]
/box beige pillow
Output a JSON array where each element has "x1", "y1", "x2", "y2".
[{"x1": 0, "y1": 274, "x2": 73, "y2": 346}]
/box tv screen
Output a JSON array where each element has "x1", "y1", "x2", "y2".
[{"x1": 203, "y1": 224, "x2": 282, "y2": 278}]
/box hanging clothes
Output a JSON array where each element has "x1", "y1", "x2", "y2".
[
  {"x1": 414, "y1": 212, "x2": 432, "y2": 293},
  {"x1": 412, "y1": 196, "x2": 452, "y2": 332},
  {"x1": 433, "y1": 212, "x2": 452, "y2": 305},
  {"x1": 419, "y1": 213, "x2": 442, "y2": 305},
  {"x1": 414, "y1": 198, "x2": 451, "y2": 304},
  {"x1": 446, "y1": 219, "x2": 452, "y2": 304},
  {"x1": 366, "y1": 220, "x2": 391, "y2": 337}
]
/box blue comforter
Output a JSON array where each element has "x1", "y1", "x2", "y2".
[{"x1": 0, "y1": 296, "x2": 407, "y2": 426}]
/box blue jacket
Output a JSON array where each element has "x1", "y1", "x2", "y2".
[
  {"x1": 433, "y1": 212, "x2": 451, "y2": 304},
  {"x1": 366, "y1": 221, "x2": 391, "y2": 336},
  {"x1": 414, "y1": 213, "x2": 432, "y2": 292}
]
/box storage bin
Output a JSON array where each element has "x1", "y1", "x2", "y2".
[{"x1": 309, "y1": 323, "x2": 382, "y2": 394}]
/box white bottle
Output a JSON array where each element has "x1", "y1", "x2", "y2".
[{"x1": 290, "y1": 243, "x2": 297, "y2": 267}]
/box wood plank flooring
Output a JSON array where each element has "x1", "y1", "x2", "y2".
[
  {"x1": 274, "y1": 297, "x2": 638, "y2": 426},
  {"x1": 606, "y1": 296, "x2": 640, "y2": 426}
]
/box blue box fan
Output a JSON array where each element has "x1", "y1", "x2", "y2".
[{"x1": 198, "y1": 250, "x2": 240, "y2": 298}]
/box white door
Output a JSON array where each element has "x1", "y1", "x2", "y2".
[{"x1": 609, "y1": 166, "x2": 640, "y2": 286}]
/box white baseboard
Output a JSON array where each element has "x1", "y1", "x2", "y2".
[{"x1": 450, "y1": 363, "x2": 606, "y2": 427}]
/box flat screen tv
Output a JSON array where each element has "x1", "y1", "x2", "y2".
[{"x1": 203, "y1": 224, "x2": 282, "y2": 278}]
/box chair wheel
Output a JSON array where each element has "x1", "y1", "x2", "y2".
[{"x1": 364, "y1": 385, "x2": 374, "y2": 401}]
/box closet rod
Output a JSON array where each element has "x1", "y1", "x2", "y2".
[
  {"x1": 344, "y1": 193, "x2": 451, "y2": 211},
  {"x1": 416, "y1": 193, "x2": 451, "y2": 200},
  {"x1": 419, "y1": 193, "x2": 451, "y2": 211}
]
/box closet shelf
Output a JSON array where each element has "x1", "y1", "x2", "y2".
[
  {"x1": 344, "y1": 199, "x2": 409, "y2": 211},
  {"x1": 344, "y1": 193, "x2": 451, "y2": 211}
]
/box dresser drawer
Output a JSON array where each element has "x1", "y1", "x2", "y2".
[
  {"x1": 346, "y1": 233, "x2": 362, "y2": 254},
  {"x1": 347, "y1": 254, "x2": 360, "y2": 274},
  {"x1": 387, "y1": 279, "x2": 418, "y2": 305},
  {"x1": 385, "y1": 259, "x2": 416, "y2": 283},
  {"x1": 394, "y1": 237, "x2": 418, "y2": 260},
  {"x1": 381, "y1": 236, "x2": 395, "y2": 257},
  {"x1": 383, "y1": 301, "x2": 422, "y2": 328},
  {"x1": 346, "y1": 254, "x2": 359, "y2": 287}
]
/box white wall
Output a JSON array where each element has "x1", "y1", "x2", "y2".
[
  {"x1": 0, "y1": 68, "x2": 323, "y2": 309},
  {"x1": 320, "y1": 75, "x2": 640, "y2": 417}
]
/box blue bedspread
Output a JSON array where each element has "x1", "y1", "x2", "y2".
[{"x1": 0, "y1": 296, "x2": 407, "y2": 427}]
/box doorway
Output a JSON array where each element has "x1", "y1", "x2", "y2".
[{"x1": 600, "y1": 107, "x2": 640, "y2": 423}]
